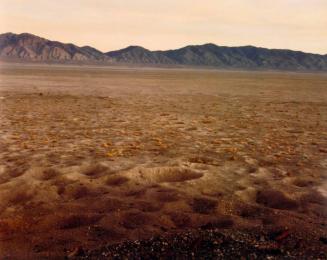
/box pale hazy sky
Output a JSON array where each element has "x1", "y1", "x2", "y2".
[{"x1": 0, "y1": 0, "x2": 326, "y2": 54}]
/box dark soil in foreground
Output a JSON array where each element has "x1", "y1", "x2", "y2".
[{"x1": 77, "y1": 228, "x2": 326, "y2": 259}]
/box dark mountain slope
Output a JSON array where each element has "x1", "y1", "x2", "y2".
[
  {"x1": 0, "y1": 32, "x2": 108, "y2": 61},
  {"x1": 106, "y1": 46, "x2": 176, "y2": 64},
  {"x1": 160, "y1": 44, "x2": 327, "y2": 70},
  {"x1": 1, "y1": 32, "x2": 327, "y2": 71}
]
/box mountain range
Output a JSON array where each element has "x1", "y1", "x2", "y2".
[{"x1": 1, "y1": 32, "x2": 327, "y2": 71}]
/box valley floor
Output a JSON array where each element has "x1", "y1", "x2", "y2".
[{"x1": 0, "y1": 64, "x2": 326, "y2": 258}]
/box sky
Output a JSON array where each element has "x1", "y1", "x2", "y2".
[{"x1": 0, "y1": 0, "x2": 326, "y2": 54}]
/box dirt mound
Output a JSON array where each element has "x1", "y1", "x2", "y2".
[{"x1": 256, "y1": 189, "x2": 299, "y2": 210}]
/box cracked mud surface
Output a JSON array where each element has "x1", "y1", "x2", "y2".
[{"x1": 0, "y1": 64, "x2": 326, "y2": 258}]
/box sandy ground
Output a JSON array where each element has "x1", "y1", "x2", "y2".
[{"x1": 0, "y1": 64, "x2": 326, "y2": 258}]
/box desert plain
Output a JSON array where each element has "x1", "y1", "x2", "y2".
[{"x1": 0, "y1": 64, "x2": 326, "y2": 258}]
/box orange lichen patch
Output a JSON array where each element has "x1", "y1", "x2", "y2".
[
  {"x1": 106, "y1": 149, "x2": 123, "y2": 157},
  {"x1": 151, "y1": 137, "x2": 169, "y2": 150},
  {"x1": 102, "y1": 142, "x2": 112, "y2": 148}
]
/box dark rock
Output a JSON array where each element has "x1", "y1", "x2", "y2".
[{"x1": 319, "y1": 237, "x2": 327, "y2": 245}]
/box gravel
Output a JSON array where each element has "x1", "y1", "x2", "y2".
[{"x1": 74, "y1": 228, "x2": 327, "y2": 259}]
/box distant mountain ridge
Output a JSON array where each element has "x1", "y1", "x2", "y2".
[
  {"x1": 106, "y1": 46, "x2": 176, "y2": 64},
  {"x1": 0, "y1": 33, "x2": 109, "y2": 62},
  {"x1": 1, "y1": 32, "x2": 327, "y2": 71}
]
